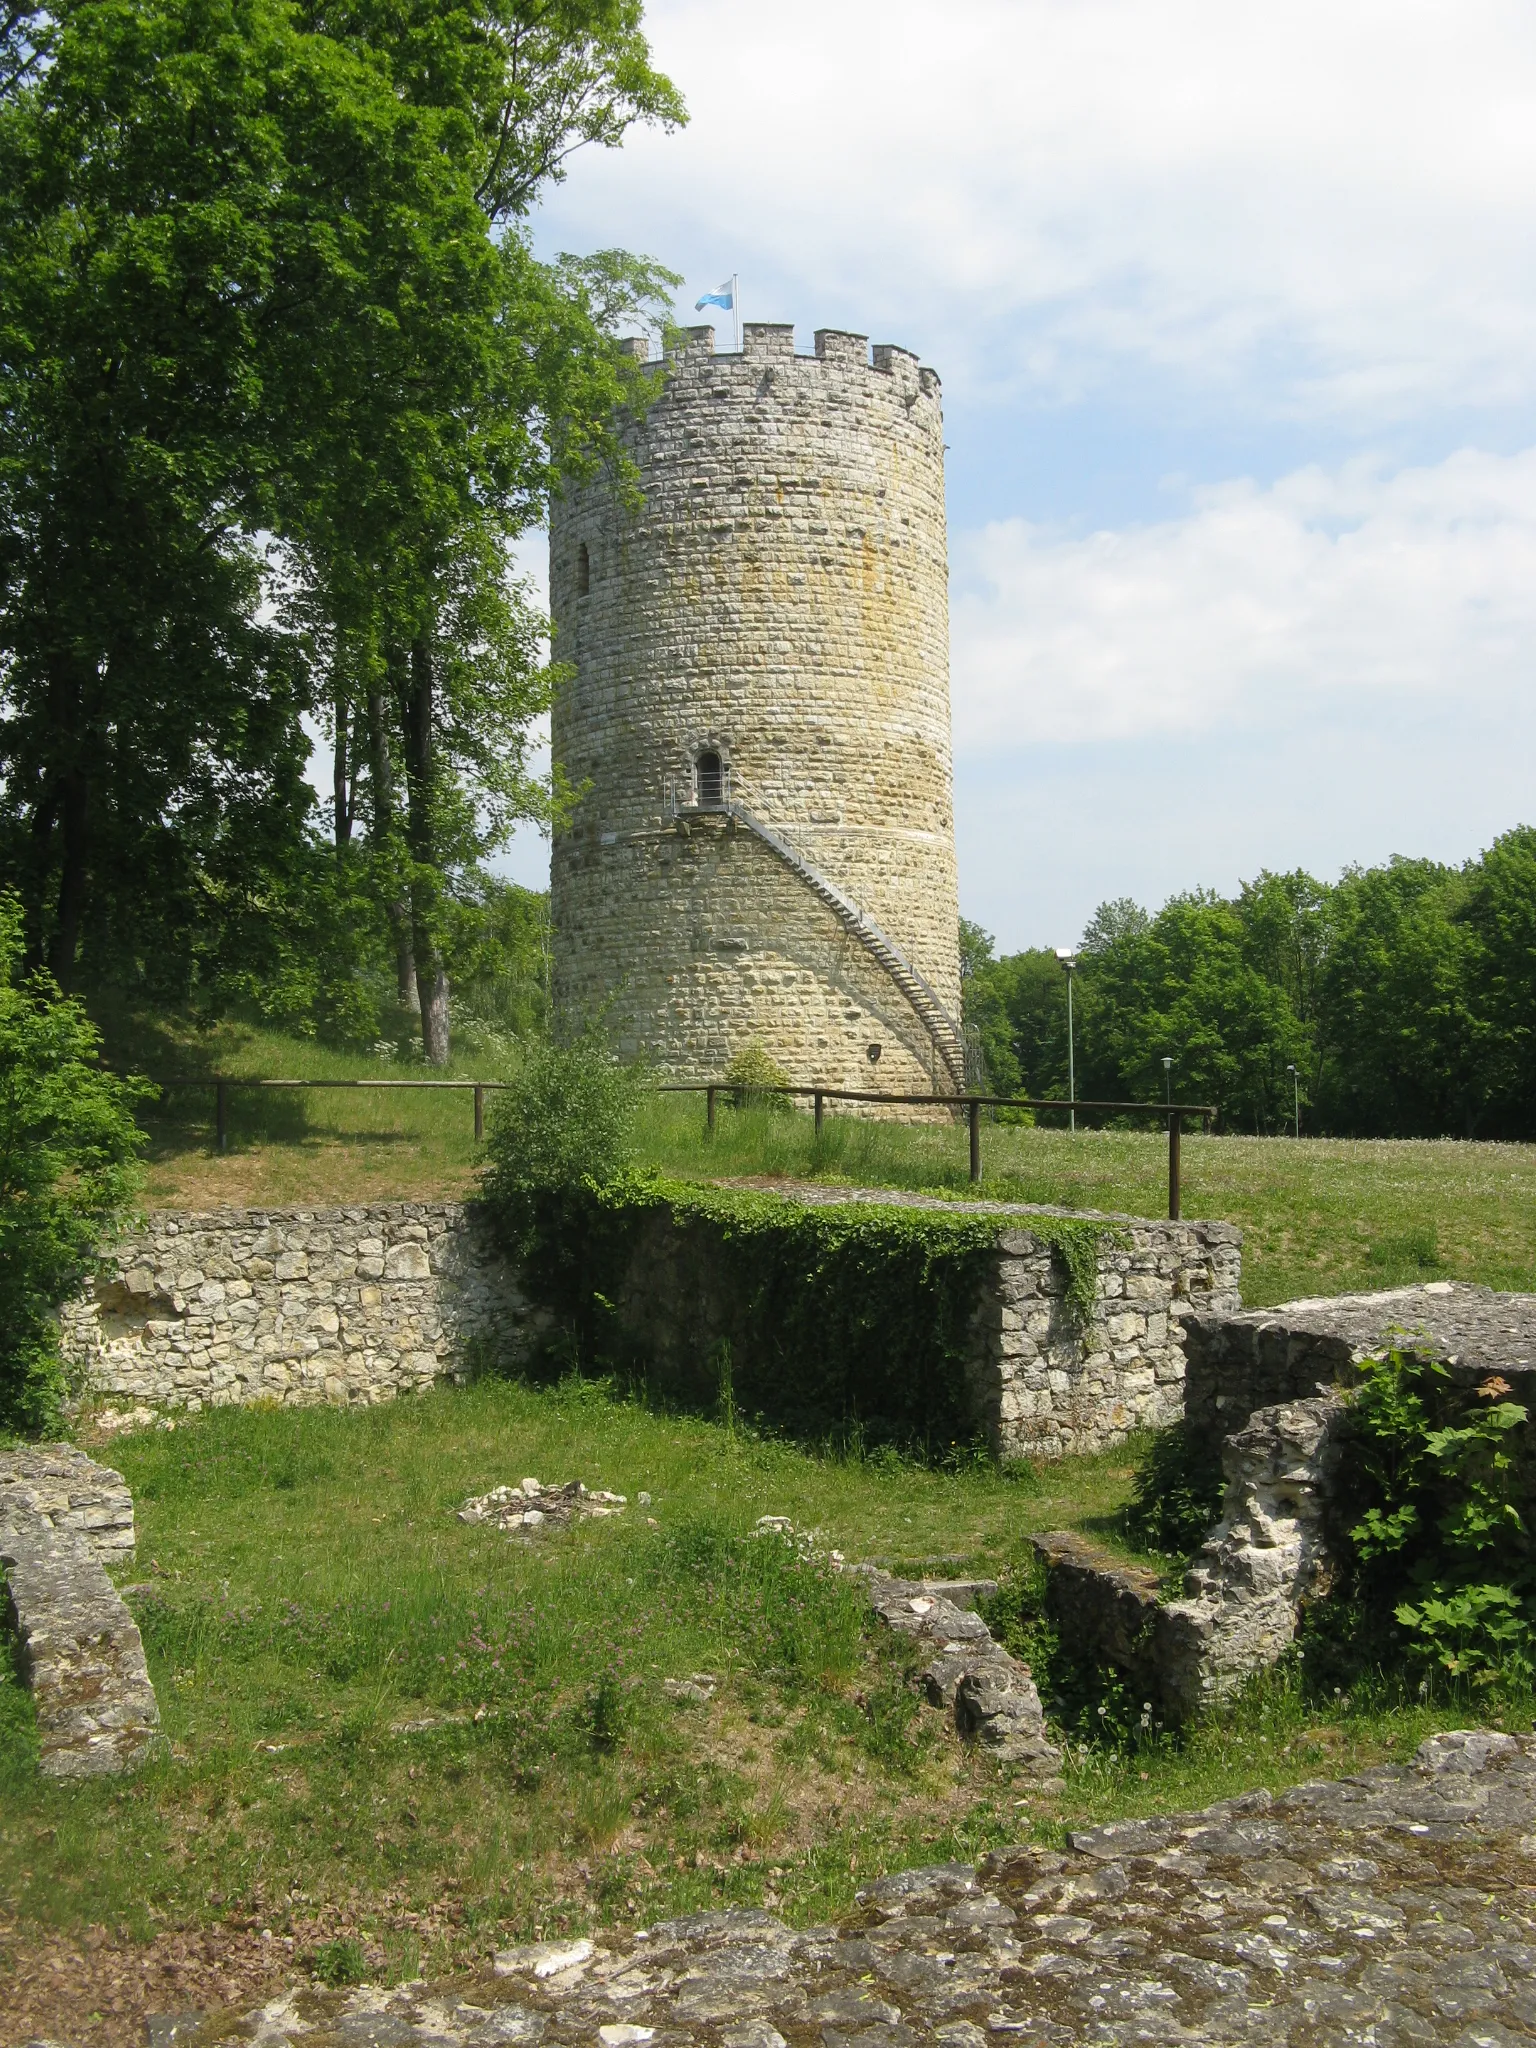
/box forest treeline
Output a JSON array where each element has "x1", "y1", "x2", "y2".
[
  {"x1": 0, "y1": 0, "x2": 681, "y2": 1059},
  {"x1": 963, "y1": 828, "x2": 1536, "y2": 1141}
]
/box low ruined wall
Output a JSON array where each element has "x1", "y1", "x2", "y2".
[
  {"x1": 62, "y1": 1192, "x2": 1240, "y2": 1457},
  {"x1": 967, "y1": 1207, "x2": 1242, "y2": 1458},
  {"x1": 1182, "y1": 1280, "x2": 1536, "y2": 1463},
  {"x1": 0, "y1": 1445, "x2": 160, "y2": 1776},
  {"x1": 599, "y1": 1188, "x2": 1241, "y2": 1459},
  {"x1": 62, "y1": 1203, "x2": 539, "y2": 1411}
]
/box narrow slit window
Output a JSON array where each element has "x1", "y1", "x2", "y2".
[
  {"x1": 696, "y1": 750, "x2": 724, "y2": 807},
  {"x1": 576, "y1": 542, "x2": 591, "y2": 596}
]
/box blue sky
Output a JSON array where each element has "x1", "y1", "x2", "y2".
[{"x1": 494, "y1": 0, "x2": 1536, "y2": 953}]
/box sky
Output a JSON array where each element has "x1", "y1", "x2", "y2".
[{"x1": 493, "y1": 0, "x2": 1536, "y2": 953}]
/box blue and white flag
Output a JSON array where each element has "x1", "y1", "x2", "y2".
[{"x1": 695, "y1": 279, "x2": 734, "y2": 311}]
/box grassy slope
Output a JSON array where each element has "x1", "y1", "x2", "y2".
[
  {"x1": 100, "y1": 1004, "x2": 1536, "y2": 1306},
  {"x1": 0, "y1": 1384, "x2": 1497, "y2": 1984}
]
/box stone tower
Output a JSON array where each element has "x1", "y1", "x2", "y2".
[{"x1": 548, "y1": 322, "x2": 964, "y2": 1098}]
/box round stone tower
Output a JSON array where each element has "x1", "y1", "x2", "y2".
[{"x1": 548, "y1": 321, "x2": 964, "y2": 1098}]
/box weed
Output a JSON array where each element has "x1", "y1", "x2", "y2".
[{"x1": 310, "y1": 1938, "x2": 368, "y2": 1987}]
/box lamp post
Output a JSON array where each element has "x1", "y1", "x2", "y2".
[
  {"x1": 1055, "y1": 949, "x2": 1078, "y2": 1133},
  {"x1": 1287, "y1": 1063, "x2": 1300, "y2": 1139},
  {"x1": 1162, "y1": 1055, "x2": 1173, "y2": 1106}
]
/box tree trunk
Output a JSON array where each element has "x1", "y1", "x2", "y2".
[
  {"x1": 333, "y1": 678, "x2": 353, "y2": 851},
  {"x1": 50, "y1": 765, "x2": 89, "y2": 989},
  {"x1": 366, "y1": 672, "x2": 417, "y2": 1013},
  {"x1": 404, "y1": 634, "x2": 449, "y2": 1066}
]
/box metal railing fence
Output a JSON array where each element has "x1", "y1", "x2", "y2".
[{"x1": 155, "y1": 1077, "x2": 1213, "y2": 1220}]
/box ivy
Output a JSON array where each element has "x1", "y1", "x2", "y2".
[{"x1": 480, "y1": 1169, "x2": 1121, "y2": 1458}]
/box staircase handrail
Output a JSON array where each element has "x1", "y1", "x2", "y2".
[{"x1": 723, "y1": 797, "x2": 967, "y2": 1088}]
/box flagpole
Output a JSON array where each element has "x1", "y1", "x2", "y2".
[{"x1": 733, "y1": 273, "x2": 740, "y2": 352}]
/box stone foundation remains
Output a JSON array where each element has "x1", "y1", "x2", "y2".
[
  {"x1": 1040, "y1": 1282, "x2": 1536, "y2": 1719},
  {"x1": 611, "y1": 1185, "x2": 1241, "y2": 1460},
  {"x1": 114, "y1": 1731, "x2": 1536, "y2": 2048},
  {"x1": 0, "y1": 1444, "x2": 160, "y2": 1776},
  {"x1": 63, "y1": 1193, "x2": 1241, "y2": 1460},
  {"x1": 1182, "y1": 1279, "x2": 1536, "y2": 1462},
  {"x1": 1033, "y1": 1390, "x2": 1344, "y2": 1723},
  {"x1": 62, "y1": 1203, "x2": 538, "y2": 1412}
]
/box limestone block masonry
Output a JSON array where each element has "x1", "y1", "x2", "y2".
[
  {"x1": 62, "y1": 1196, "x2": 1239, "y2": 1458},
  {"x1": 0, "y1": 1445, "x2": 160, "y2": 1776},
  {"x1": 1181, "y1": 1279, "x2": 1536, "y2": 1463},
  {"x1": 118, "y1": 1733, "x2": 1536, "y2": 2048},
  {"x1": 62, "y1": 1204, "x2": 538, "y2": 1411},
  {"x1": 599, "y1": 1186, "x2": 1241, "y2": 1459},
  {"x1": 549, "y1": 323, "x2": 962, "y2": 1101}
]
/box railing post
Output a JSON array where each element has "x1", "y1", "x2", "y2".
[
  {"x1": 814, "y1": 1089, "x2": 824, "y2": 1138},
  {"x1": 473, "y1": 1083, "x2": 485, "y2": 1143},
  {"x1": 969, "y1": 1096, "x2": 982, "y2": 1183},
  {"x1": 216, "y1": 1079, "x2": 229, "y2": 1155},
  {"x1": 706, "y1": 1084, "x2": 717, "y2": 1136},
  {"x1": 1168, "y1": 1113, "x2": 1181, "y2": 1221}
]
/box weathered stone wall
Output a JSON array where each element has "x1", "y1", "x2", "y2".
[
  {"x1": 62, "y1": 1204, "x2": 537, "y2": 1411},
  {"x1": 1181, "y1": 1280, "x2": 1536, "y2": 1462},
  {"x1": 1033, "y1": 1392, "x2": 1344, "y2": 1725},
  {"x1": 61, "y1": 1193, "x2": 1240, "y2": 1457},
  {"x1": 965, "y1": 1202, "x2": 1243, "y2": 1458},
  {"x1": 600, "y1": 1186, "x2": 1241, "y2": 1459},
  {"x1": 0, "y1": 1445, "x2": 160, "y2": 1776},
  {"x1": 549, "y1": 323, "x2": 961, "y2": 1097},
  {"x1": 1043, "y1": 1283, "x2": 1536, "y2": 1720}
]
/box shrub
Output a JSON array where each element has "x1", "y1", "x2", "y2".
[
  {"x1": 1328, "y1": 1348, "x2": 1536, "y2": 1689},
  {"x1": 482, "y1": 1037, "x2": 639, "y2": 1244},
  {"x1": 0, "y1": 897, "x2": 148, "y2": 1435},
  {"x1": 723, "y1": 1040, "x2": 793, "y2": 1113},
  {"x1": 1121, "y1": 1423, "x2": 1225, "y2": 1562}
]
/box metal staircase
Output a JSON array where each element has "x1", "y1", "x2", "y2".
[{"x1": 720, "y1": 798, "x2": 968, "y2": 1094}]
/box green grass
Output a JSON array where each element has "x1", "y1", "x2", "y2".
[
  {"x1": 632, "y1": 1096, "x2": 1536, "y2": 1306},
  {"x1": 88, "y1": 1006, "x2": 1536, "y2": 1303},
  {"x1": 0, "y1": 1383, "x2": 1517, "y2": 1981}
]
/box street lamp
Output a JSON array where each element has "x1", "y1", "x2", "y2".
[
  {"x1": 1162, "y1": 1055, "x2": 1173, "y2": 1106},
  {"x1": 1055, "y1": 949, "x2": 1078, "y2": 1133},
  {"x1": 1287, "y1": 1063, "x2": 1300, "y2": 1139}
]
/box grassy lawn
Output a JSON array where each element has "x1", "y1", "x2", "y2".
[
  {"x1": 100, "y1": 1006, "x2": 1536, "y2": 1307},
  {"x1": 0, "y1": 1381, "x2": 1512, "y2": 2011}
]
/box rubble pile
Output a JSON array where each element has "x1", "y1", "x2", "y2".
[{"x1": 457, "y1": 1479, "x2": 628, "y2": 1533}]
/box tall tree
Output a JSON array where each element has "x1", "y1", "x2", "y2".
[{"x1": 0, "y1": 0, "x2": 313, "y2": 987}]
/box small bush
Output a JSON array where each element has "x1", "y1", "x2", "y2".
[
  {"x1": 1121, "y1": 1423, "x2": 1225, "y2": 1561},
  {"x1": 1329, "y1": 1348, "x2": 1536, "y2": 1689},
  {"x1": 310, "y1": 1937, "x2": 368, "y2": 1987},
  {"x1": 582, "y1": 1671, "x2": 627, "y2": 1752},
  {"x1": 482, "y1": 1038, "x2": 639, "y2": 1243},
  {"x1": 0, "y1": 895, "x2": 149, "y2": 1435},
  {"x1": 723, "y1": 1040, "x2": 792, "y2": 1113}
]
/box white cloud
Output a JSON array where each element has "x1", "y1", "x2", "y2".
[
  {"x1": 952, "y1": 445, "x2": 1536, "y2": 746},
  {"x1": 538, "y1": 0, "x2": 1536, "y2": 419}
]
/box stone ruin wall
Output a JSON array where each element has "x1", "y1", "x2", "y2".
[
  {"x1": 61, "y1": 1199, "x2": 1241, "y2": 1463},
  {"x1": 1035, "y1": 1282, "x2": 1536, "y2": 1722},
  {"x1": 549, "y1": 323, "x2": 961, "y2": 1102},
  {"x1": 61, "y1": 1204, "x2": 540, "y2": 1414}
]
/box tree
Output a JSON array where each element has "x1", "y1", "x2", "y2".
[
  {"x1": 1461, "y1": 827, "x2": 1536, "y2": 1139},
  {"x1": 265, "y1": 4, "x2": 683, "y2": 1060},
  {"x1": 1319, "y1": 859, "x2": 1481, "y2": 1137},
  {"x1": 0, "y1": 894, "x2": 146, "y2": 1435},
  {"x1": 0, "y1": 0, "x2": 316, "y2": 989},
  {"x1": 1074, "y1": 892, "x2": 1307, "y2": 1130},
  {"x1": 0, "y1": 0, "x2": 683, "y2": 1052}
]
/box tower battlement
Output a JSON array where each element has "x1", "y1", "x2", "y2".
[{"x1": 550, "y1": 314, "x2": 961, "y2": 1100}]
